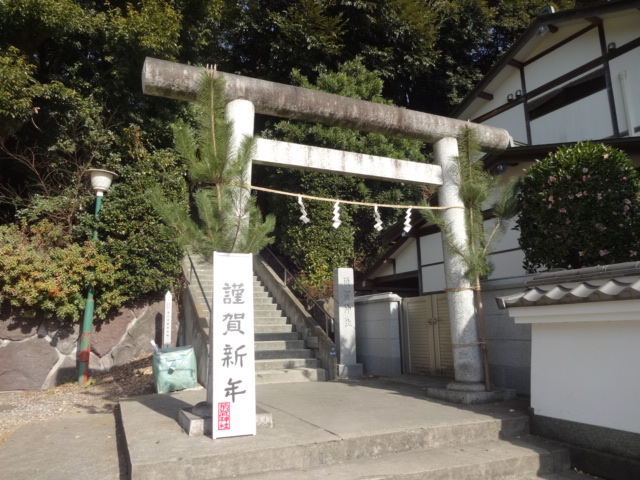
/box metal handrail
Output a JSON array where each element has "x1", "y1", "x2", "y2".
[
  {"x1": 186, "y1": 253, "x2": 212, "y2": 315},
  {"x1": 260, "y1": 247, "x2": 334, "y2": 334}
]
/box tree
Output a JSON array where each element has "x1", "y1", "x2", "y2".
[
  {"x1": 0, "y1": 0, "x2": 190, "y2": 320},
  {"x1": 212, "y1": 0, "x2": 445, "y2": 108},
  {"x1": 426, "y1": 126, "x2": 518, "y2": 390},
  {"x1": 516, "y1": 141, "x2": 640, "y2": 272},
  {"x1": 256, "y1": 58, "x2": 426, "y2": 295},
  {"x1": 0, "y1": 0, "x2": 601, "y2": 320},
  {"x1": 150, "y1": 70, "x2": 275, "y2": 257}
]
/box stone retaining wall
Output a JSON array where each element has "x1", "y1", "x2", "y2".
[
  {"x1": 0, "y1": 296, "x2": 179, "y2": 391},
  {"x1": 481, "y1": 275, "x2": 533, "y2": 396}
]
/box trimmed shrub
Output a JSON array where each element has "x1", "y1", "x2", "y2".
[
  {"x1": 0, "y1": 220, "x2": 125, "y2": 322},
  {"x1": 516, "y1": 141, "x2": 640, "y2": 273}
]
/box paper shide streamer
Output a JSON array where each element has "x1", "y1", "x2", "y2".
[
  {"x1": 297, "y1": 195, "x2": 310, "y2": 224},
  {"x1": 403, "y1": 208, "x2": 412, "y2": 233},
  {"x1": 374, "y1": 206, "x2": 383, "y2": 232},
  {"x1": 332, "y1": 202, "x2": 341, "y2": 229}
]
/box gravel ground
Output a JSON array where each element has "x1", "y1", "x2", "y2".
[{"x1": 0, "y1": 355, "x2": 156, "y2": 444}]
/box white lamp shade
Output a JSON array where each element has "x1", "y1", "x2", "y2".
[{"x1": 87, "y1": 169, "x2": 118, "y2": 194}]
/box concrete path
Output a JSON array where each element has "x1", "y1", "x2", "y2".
[
  {"x1": 0, "y1": 377, "x2": 594, "y2": 480},
  {"x1": 0, "y1": 412, "x2": 124, "y2": 479}
]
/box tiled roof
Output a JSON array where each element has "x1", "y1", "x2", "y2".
[{"x1": 495, "y1": 262, "x2": 640, "y2": 309}]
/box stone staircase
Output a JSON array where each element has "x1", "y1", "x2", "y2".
[
  {"x1": 253, "y1": 276, "x2": 326, "y2": 384},
  {"x1": 185, "y1": 254, "x2": 326, "y2": 384}
]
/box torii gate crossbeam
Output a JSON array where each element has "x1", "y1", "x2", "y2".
[{"x1": 143, "y1": 57, "x2": 510, "y2": 153}]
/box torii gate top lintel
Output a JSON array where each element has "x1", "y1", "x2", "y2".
[{"x1": 142, "y1": 57, "x2": 510, "y2": 154}]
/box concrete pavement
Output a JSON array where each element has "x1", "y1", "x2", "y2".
[{"x1": 0, "y1": 377, "x2": 592, "y2": 480}]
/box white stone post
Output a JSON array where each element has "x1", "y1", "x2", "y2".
[
  {"x1": 433, "y1": 137, "x2": 484, "y2": 390},
  {"x1": 163, "y1": 291, "x2": 172, "y2": 348},
  {"x1": 333, "y1": 268, "x2": 363, "y2": 379},
  {"x1": 225, "y1": 99, "x2": 255, "y2": 244}
]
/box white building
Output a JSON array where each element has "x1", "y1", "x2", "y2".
[{"x1": 359, "y1": 0, "x2": 640, "y2": 394}]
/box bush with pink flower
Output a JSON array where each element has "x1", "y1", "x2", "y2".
[{"x1": 516, "y1": 141, "x2": 640, "y2": 272}]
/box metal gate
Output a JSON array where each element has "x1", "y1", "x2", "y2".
[{"x1": 401, "y1": 294, "x2": 454, "y2": 377}]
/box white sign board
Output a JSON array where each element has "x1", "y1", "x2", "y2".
[
  {"x1": 163, "y1": 291, "x2": 172, "y2": 348},
  {"x1": 211, "y1": 252, "x2": 256, "y2": 439}
]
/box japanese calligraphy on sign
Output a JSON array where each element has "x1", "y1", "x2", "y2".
[
  {"x1": 334, "y1": 268, "x2": 357, "y2": 366},
  {"x1": 211, "y1": 252, "x2": 256, "y2": 439}
]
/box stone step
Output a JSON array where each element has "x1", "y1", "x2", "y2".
[
  {"x1": 254, "y1": 324, "x2": 294, "y2": 334},
  {"x1": 252, "y1": 299, "x2": 278, "y2": 307},
  {"x1": 253, "y1": 295, "x2": 272, "y2": 302},
  {"x1": 254, "y1": 315, "x2": 286, "y2": 323},
  {"x1": 187, "y1": 258, "x2": 327, "y2": 386},
  {"x1": 255, "y1": 367, "x2": 327, "y2": 385},
  {"x1": 253, "y1": 318, "x2": 288, "y2": 327},
  {"x1": 225, "y1": 436, "x2": 570, "y2": 479},
  {"x1": 255, "y1": 349, "x2": 312, "y2": 360},
  {"x1": 255, "y1": 340, "x2": 305, "y2": 351},
  {"x1": 252, "y1": 310, "x2": 285, "y2": 319},
  {"x1": 254, "y1": 332, "x2": 302, "y2": 342},
  {"x1": 253, "y1": 297, "x2": 275, "y2": 305},
  {"x1": 255, "y1": 358, "x2": 320, "y2": 371}
]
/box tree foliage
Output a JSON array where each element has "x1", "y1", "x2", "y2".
[
  {"x1": 0, "y1": 0, "x2": 190, "y2": 321},
  {"x1": 516, "y1": 142, "x2": 640, "y2": 273},
  {"x1": 212, "y1": 0, "x2": 587, "y2": 113},
  {"x1": 151, "y1": 72, "x2": 275, "y2": 257},
  {"x1": 0, "y1": 0, "x2": 603, "y2": 319}
]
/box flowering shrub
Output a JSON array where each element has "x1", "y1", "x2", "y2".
[{"x1": 516, "y1": 141, "x2": 640, "y2": 273}]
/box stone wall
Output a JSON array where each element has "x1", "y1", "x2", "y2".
[
  {"x1": 0, "y1": 296, "x2": 179, "y2": 391},
  {"x1": 354, "y1": 293, "x2": 403, "y2": 377},
  {"x1": 481, "y1": 275, "x2": 533, "y2": 395}
]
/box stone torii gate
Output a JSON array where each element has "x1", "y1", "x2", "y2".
[{"x1": 142, "y1": 57, "x2": 511, "y2": 394}]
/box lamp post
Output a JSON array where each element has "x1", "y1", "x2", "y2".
[{"x1": 78, "y1": 169, "x2": 118, "y2": 386}]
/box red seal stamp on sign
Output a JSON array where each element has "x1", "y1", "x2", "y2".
[{"x1": 218, "y1": 402, "x2": 231, "y2": 430}]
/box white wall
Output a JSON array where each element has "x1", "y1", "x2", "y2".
[
  {"x1": 610, "y1": 51, "x2": 640, "y2": 136},
  {"x1": 484, "y1": 218, "x2": 527, "y2": 280},
  {"x1": 421, "y1": 263, "x2": 446, "y2": 294},
  {"x1": 489, "y1": 249, "x2": 527, "y2": 280},
  {"x1": 420, "y1": 232, "x2": 444, "y2": 264},
  {"x1": 370, "y1": 262, "x2": 394, "y2": 278},
  {"x1": 420, "y1": 231, "x2": 447, "y2": 293},
  {"x1": 394, "y1": 239, "x2": 417, "y2": 274},
  {"x1": 471, "y1": 68, "x2": 524, "y2": 119},
  {"x1": 510, "y1": 299, "x2": 640, "y2": 435},
  {"x1": 482, "y1": 104, "x2": 528, "y2": 145},
  {"x1": 354, "y1": 293, "x2": 403, "y2": 377},
  {"x1": 524, "y1": 28, "x2": 601, "y2": 92},
  {"x1": 530, "y1": 90, "x2": 613, "y2": 143},
  {"x1": 603, "y1": 10, "x2": 640, "y2": 136}
]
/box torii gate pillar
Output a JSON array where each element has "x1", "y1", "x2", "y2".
[
  {"x1": 225, "y1": 99, "x2": 255, "y2": 242},
  {"x1": 433, "y1": 137, "x2": 484, "y2": 388}
]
